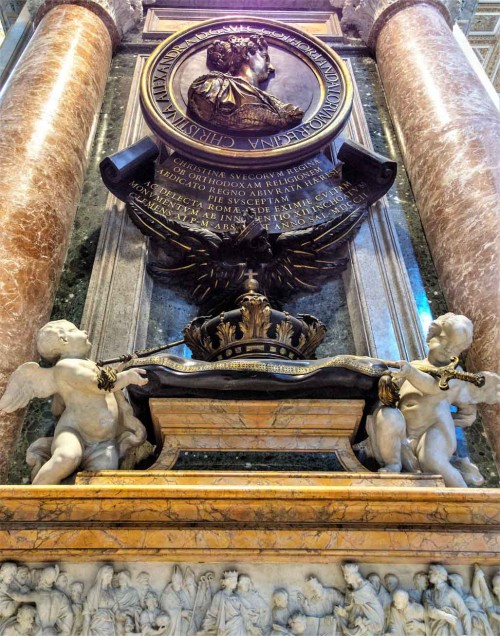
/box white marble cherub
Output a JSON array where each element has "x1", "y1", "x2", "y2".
[
  {"x1": 366, "y1": 313, "x2": 500, "y2": 487},
  {"x1": 0, "y1": 320, "x2": 148, "y2": 485}
]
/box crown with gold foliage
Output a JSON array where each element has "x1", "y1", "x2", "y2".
[{"x1": 183, "y1": 273, "x2": 326, "y2": 362}]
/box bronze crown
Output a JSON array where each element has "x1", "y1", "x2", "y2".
[{"x1": 183, "y1": 278, "x2": 326, "y2": 362}]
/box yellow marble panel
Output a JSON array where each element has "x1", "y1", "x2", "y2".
[
  {"x1": 0, "y1": 482, "x2": 498, "y2": 564},
  {"x1": 150, "y1": 398, "x2": 366, "y2": 471}
]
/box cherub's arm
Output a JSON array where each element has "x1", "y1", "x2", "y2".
[
  {"x1": 453, "y1": 371, "x2": 500, "y2": 406},
  {"x1": 392, "y1": 361, "x2": 440, "y2": 395},
  {"x1": 56, "y1": 360, "x2": 148, "y2": 395}
]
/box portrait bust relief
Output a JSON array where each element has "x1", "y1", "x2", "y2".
[
  {"x1": 141, "y1": 17, "x2": 352, "y2": 167},
  {"x1": 187, "y1": 34, "x2": 305, "y2": 133}
]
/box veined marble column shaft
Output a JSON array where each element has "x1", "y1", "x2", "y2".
[
  {"x1": 369, "y1": 2, "x2": 500, "y2": 458},
  {"x1": 0, "y1": 4, "x2": 113, "y2": 480}
]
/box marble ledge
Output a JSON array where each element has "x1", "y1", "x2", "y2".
[
  {"x1": 0, "y1": 527, "x2": 498, "y2": 565},
  {"x1": 0, "y1": 482, "x2": 498, "y2": 527},
  {"x1": 0, "y1": 481, "x2": 498, "y2": 563}
]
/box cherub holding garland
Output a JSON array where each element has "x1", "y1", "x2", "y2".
[{"x1": 0, "y1": 320, "x2": 148, "y2": 485}]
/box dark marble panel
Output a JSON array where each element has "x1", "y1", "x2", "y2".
[
  {"x1": 173, "y1": 451, "x2": 345, "y2": 471},
  {"x1": 147, "y1": 276, "x2": 355, "y2": 360},
  {"x1": 147, "y1": 283, "x2": 198, "y2": 358}
]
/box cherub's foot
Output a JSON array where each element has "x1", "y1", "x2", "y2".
[{"x1": 378, "y1": 463, "x2": 402, "y2": 473}]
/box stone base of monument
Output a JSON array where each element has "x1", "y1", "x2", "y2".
[
  {"x1": 146, "y1": 398, "x2": 369, "y2": 472},
  {"x1": 1, "y1": 395, "x2": 497, "y2": 565}
]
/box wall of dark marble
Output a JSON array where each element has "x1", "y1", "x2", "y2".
[{"x1": 7, "y1": 23, "x2": 499, "y2": 485}]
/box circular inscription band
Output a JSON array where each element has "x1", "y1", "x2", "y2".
[{"x1": 141, "y1": 17, "x2": 353, "y2": 169}]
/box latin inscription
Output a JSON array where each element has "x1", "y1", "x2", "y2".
[{"x1": 128, "y1": 154, "x2": 370, "y2": 233}]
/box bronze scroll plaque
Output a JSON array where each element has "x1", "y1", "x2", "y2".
[{"x1": 127, "y1": 152, "x2": 372, "y2": 234}]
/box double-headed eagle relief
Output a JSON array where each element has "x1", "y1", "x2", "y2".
[
  {"x1": 127, "y1": 195, "x2": 366, "y2": 309},
  {"x1": 187, "y1": 34, "x2": 304, "y2": 133}
]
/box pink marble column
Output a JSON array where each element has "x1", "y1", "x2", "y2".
[
  {"x1": 370, "y1": 2, "x2": 500, "y2": 458},
  {"x1": 0, "y1": 3, "x2": 113, "y2": 480}
]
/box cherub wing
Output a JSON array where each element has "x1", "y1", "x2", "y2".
[
  {"x1": 127, "y1": 197, "x2": 246, "y2": 304},
  {"x1": 454, "y1": 371, "x2": 500, "y2": 405},
  {"x1": 0, "y1": 362, "x2": 57, "y2": 413},
  {"x1": 261, "y1": 206, "x2": 367, "y2": 299}
]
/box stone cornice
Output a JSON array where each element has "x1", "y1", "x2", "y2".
[
  {"x1": 28, "y1": 0, "x2": 142, "y2": 47},
  {"x1": 340, "y1": 0, "x2": 454, "y2": 48}
]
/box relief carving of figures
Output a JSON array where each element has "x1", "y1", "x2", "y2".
[
  {"x1": 83, "y1": 566, "x2": 118, "y2": 636},
  {"x1": 114, "y1": 571, "x2": 141, "y2": 636},
  {"x1": 279, "y1": 612, "x2": 307, "y2": 636},
  {"x1": 385, "y1": 590, "x2": 426, "y2": 636},
  {"x1": 0, "y1": 321, "x2": 148, "y2": 485},
  {"x1": 366, "y1": 313, "x2": 500, "y2": 487},
  {"x1": 236, "y1": 575, "x2": 267, "y2": 636},
  {"x1": 424, "y1": 564, "x2": 472, "y2": 636},
  {"x1": 472, "y1": 566, "x2": 500, "y2": 635},
  {"x1": 4, "y1": 562, "x2": 500, "y2": 636},
  {"x1": 8, "y1": 566, "x2": 73, "y2": 636},
  {"x1": 408, "y1": 573, "x2": 429, "y2": 606},
  {"x1": 366, "y1": 574, "x2": 391, "y2": 616},
  {"x1": 55, "y1": 576, "x2": 70, "y2": 601},
  {"x1": 269, "y1": 589, "x2": 290, "y2": 636},
  {"x1": 0, "y1": 564, "x2": 20, "y2": 625},
  {"x1": 188, "y1": 35, "x2": 304, "y2": 133},
  {"x1": 159, "y1": 566, "x2": 196, "y2": 636},
  {"x1": 0, "y1": 605, "x2": 39, "y2": 636},
  {"x1": 135, "y1": 574, "x2": 151, "y2": 611},
  {"x1": 138, "y1": 592, "x2": 162, "y2": 636},
  {"x1": 12, "y1": 569, "x2": 32, "y2": 596},
  {"x1": 297, "y1": 575, "x2": 343, "y2": 635},
  {"x1": 196, "y1": 570, "x2": 244, "y2": 636},
  {"x1": 69, "y1": 583, "x2": 85, "y2": 636},
  {"x1": 335, "y1": 564, "x2": 385, "y2": 636},
  {"x1": 448, "y1": 573, "x2": 493, "y2": 636}
]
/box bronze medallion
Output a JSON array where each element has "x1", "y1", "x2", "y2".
[{"x1": 140, "y1": 17, "x2": 353, "y2": 169}]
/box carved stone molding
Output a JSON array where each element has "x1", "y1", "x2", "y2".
[
  {"x1": 0, "y1": 479, "x2": 499, "y2": 563},
  {"x1": 340, "y1": 0, "x2": 453, "y2": 47},
  {"x1": 27, "y1": 0, "x2": 142, "y2": 44}
]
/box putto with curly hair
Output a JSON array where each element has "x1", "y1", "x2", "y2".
[
  {"x1": 188, "y1": 33, "x2": 303, "y2": 133},
  {"x1": 0, "y1": 319, "x2": 148, "y2": 485},
  {"x1": 366, "y1": 312, "x2": 500, "y2": 488}
]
